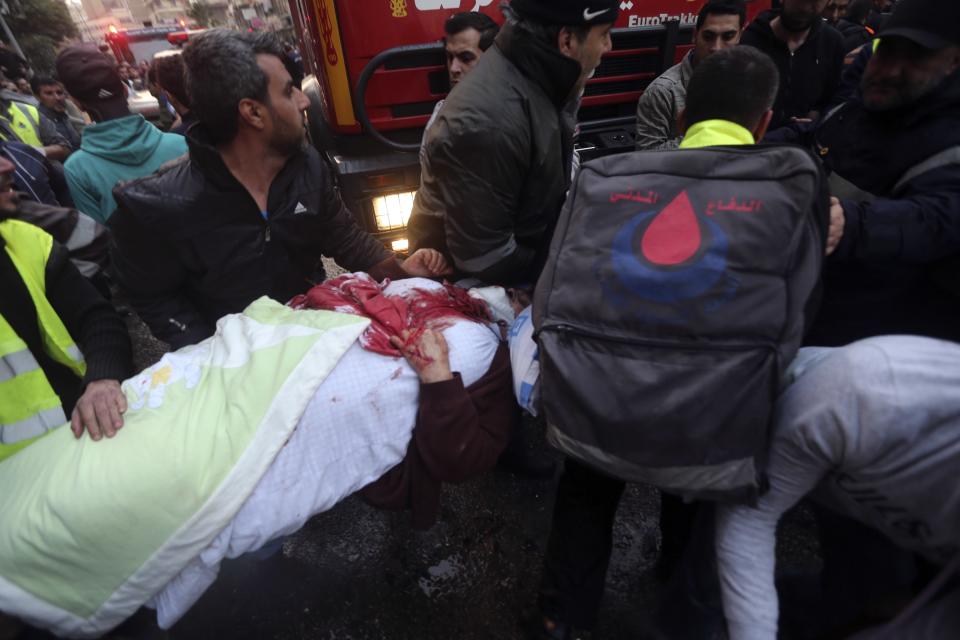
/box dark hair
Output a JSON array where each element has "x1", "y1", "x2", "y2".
[
  {"x1": 182, "y1": 29, "x2": 285, "y2": 144},
  {"x1": 444, "y1": 11, "x2": 500, "y2": 51},
  {"x1": 0, "y1": 49, "x2": 28, "y2": 81},
  {"x1": 154, "y1": 51, "x2": 190, "y2": 108},
  {"x1": 696, "y1": 0, "x2": 747, "y2": 30},
  {"x1": 684, "y1": 46, "x2": 779, "y2": 130},
  {"x1": 500, "y1": 3, "x2": 590, "y2": 48},
  {"x1": 29, "y1": 75, "x2": 60, "y2": 94},
  {"x1": 846, "y1": 0, "x2": 873, "y2": 24}
]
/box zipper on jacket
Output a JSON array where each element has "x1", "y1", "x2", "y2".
[
  {"x1": 539, "y1": 322, "x2": 777, "y2": 354},
  {"x1": 265, "y1": 225, "x2": 271, "y2": 243}
]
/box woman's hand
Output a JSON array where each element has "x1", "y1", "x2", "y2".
[{"x1": 390, "y1": 329, "x2": 454, "y2": 384}]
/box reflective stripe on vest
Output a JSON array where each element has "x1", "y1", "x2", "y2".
[
  {"x1": 0, "y1": 348, "x2": 39, "y2": 382},
  {"x1": 1, "y1": 101, "x2": 43, "y2": 148},
  {"x1": 0, "y1": 405, "x2": 66, "y2": 445}
]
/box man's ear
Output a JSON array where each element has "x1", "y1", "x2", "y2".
[
  {"x1": 676, "y1": 107, "x2": 687, "y2": 136},
  {"x1": 752, "y1": 109, "x2": 774, "y2": 141},
  {"x1": 557, "y1": 27, "x2": 578, "y2": 58},
  {"x1": 237, "y1": 97, "x2": 267, "y2": 132}
]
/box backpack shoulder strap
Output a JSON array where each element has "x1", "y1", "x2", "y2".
[{"x1": 893, "y1": 145, "x2": 960, "y2": 196}]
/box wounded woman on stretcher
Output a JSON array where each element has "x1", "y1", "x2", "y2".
[{"x1": 290, "y1": 273, "x2": 524, "y2": 530}]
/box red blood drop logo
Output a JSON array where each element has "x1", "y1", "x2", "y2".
[{"x1": 640, "y1": 190, "x2": 701, "y2": 266}]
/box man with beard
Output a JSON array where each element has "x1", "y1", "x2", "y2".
[
  {"x1": 407, "y1": 0, "x2": 617, "y2": 286},
  {"x1": 741, "y1": 0, "x2": 846, "y2": 128},
  {"x1": 110, "y1": 30, "x2": 451, "y2": 349},
  {"x1": 0, "y1": 152, "x2": 132, "y2": 466},
  {"x1": 804, "y1": 0, "x2": 960, "y2": 345}
]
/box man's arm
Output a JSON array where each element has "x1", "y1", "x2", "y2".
[
  {"x1": 635, "y1": 81, "x2": 682, "y2": 151},
  {"x1": 37, "y1": 113, "x2": 71, "y2": 161},
  {"x1": 109, "y1": 198, "x2": 213, "y2": 348},
  {"x1": 314, "y1": 158, "x2": 453, "y2": 280},
  {"x1": 423, "y1": 120, "x2": 533, "y2": 282},
  {"x1": 716, "y1": 440, "x2": 827, "y2": 640},
  {"x1": 832, "y1": 166, "x2": 960, "y2": 263},
  {"x1": 314, "y1": 166, "x2": 397, "y2": 272},
  {"x1": 45, "y1": 240, "x2": 132, "y2": 440}
]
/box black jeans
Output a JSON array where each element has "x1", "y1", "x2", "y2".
[
  {"x1": 538, "y1": 457, "x2": 724, "y2": 636},
  {"x1": 538, "y1": 457, "x2": 625, "y2": 629}
]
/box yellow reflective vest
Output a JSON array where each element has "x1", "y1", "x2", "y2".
[
  {"x1": 0, "y1": 219, "x2": 85, "y2": 462},
  {"x1": 0, "y1": 100, "x2": 43, "y2": 148}
]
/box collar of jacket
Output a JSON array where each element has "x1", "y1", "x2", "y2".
[
  {"x1": 748, "y1": 9, "x2": 827, "y2": 50},
  {"x1": 186, "y1": 123, "x2": 306, "y2": 193},
  {"x1": 495, "y1": 21, "x2": 583, "y2": 108},
  {"x1": 680, "y1": 119, "x2": 755, "y2": 149}
]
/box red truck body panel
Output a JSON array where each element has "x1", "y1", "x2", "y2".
[{"x1": 290, "y1": 0, "x2": 771, "y2": 135}]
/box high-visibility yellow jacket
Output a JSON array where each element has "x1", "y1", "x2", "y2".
[
  {"x1": 0, "y1": 100, "x2": 43, "y2": 148},
  {"x1": 0, "y1": 219, "x2": 85, "y2": 462}
]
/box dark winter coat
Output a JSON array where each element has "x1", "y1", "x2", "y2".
[
  {"x1": 110, "y1": 125, "x2": 399, "y2": 348},
  {"x1": 741, "y1": 10, "x2": 846, "y2": 129},
  {"x1": 408, "y1": 21, "x2": 581, "y2": 285},
  {"x1": 806, "y1": 70, "x2": 960, "y2": 345}
]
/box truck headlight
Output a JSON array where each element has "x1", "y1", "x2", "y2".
[{"x1": 372, "y1": 191, "x2": 416, "y2": 232}]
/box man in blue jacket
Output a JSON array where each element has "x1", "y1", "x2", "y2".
[{"x1": 806, "y1": 0, "x2": 960, "y2": 345}]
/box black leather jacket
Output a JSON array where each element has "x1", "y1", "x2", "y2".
[
  {"x1": 408, "y1": 21, "x2": 581, "y2": 285},
  {"x1": 110, "y1": 125, "x2": 393, "y2": 348}
]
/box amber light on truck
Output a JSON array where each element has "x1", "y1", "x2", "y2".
[{"x1": 372, "y1": 191, "x2": 416, "y2": 231}]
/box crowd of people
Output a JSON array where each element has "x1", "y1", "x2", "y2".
[{"x1": 0, "y1": 0, "x2": 958, "y2": 637}]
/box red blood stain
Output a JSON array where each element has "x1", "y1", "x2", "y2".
[
  {"x1": 290, "y1": 274, "x2": 491, "y2": 357},
  {"x1": 640, "y1": 190, "x2": 701, "y2": 266}
]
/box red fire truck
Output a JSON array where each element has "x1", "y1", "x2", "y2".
[
  {"x1": 287, "y1": 0, "x2": 773, "y2": 251},
  {"x1": 105, "y1": 25, "x2": 195, "y2": 66}
]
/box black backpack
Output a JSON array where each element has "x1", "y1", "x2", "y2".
[{"x1": 533, "y1": 145, "x2": 828, "y2": 503}]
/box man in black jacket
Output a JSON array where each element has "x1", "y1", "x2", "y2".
[
  {"x1": 741, "y1": 0, "x2": 846, "y2": 128},
  {"x1": 805, "y1": 0, "x2": 960, "y2": 345},
  {"x1": 408, "y1": 0, "x2": 617, "y2": 286},
  {"x1": 110, "y1": 30, "x2": 450, "y2": 349}
]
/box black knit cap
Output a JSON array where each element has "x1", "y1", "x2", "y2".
[
  {"x1": 55, "y1": 44, "x2": 126, "y2": 106},
  {"x1": 880, "y1": 0, "x2": 960, "y2": 49},
  {"x1": 510, "y1": 0, "x2": 620, "y2": 25}
]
